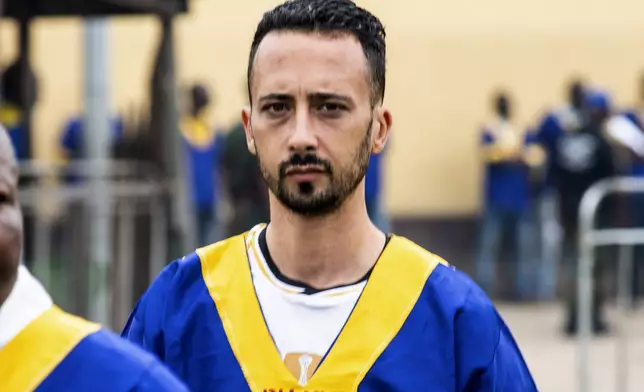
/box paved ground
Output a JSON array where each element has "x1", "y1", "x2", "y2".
[{"x1": 497, "y1": 303, "x2": 644, "y2": 392}]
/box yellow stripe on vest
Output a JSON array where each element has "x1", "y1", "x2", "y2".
[
  {"x1": 198, "y1": 234, "x2": 444, "y2": 391},
  {"x1": 0, "y1": 306, "x2": 101, "y2": 392},
  {"x1": 180, "y1": 116, "x2": 215, "y2": 148}
]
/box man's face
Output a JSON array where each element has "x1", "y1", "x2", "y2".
[
  {"x1": 0, "y1": 143, "x2": 22, "y2": 286},
  {"x1": 243, "y1": 31, "x2": 391, "y2": 217}
]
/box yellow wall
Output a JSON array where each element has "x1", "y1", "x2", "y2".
[{"x1": 3, "y1": 0, "x2": 644, "y2": 216}]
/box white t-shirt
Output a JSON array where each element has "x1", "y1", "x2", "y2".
[{"x1": 245, "y1": 224, "x2": 368, "y2": 385}]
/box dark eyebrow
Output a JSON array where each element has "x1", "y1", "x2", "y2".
[
  {"x1": 258, "y1": 93, "x2": 292, "y2": 104},
  {"x1": 308, "y1": 92, "x2": 352, "y2": 103},
  {"x1": 258, "y1": 92, "x2": 353, "y2": 104}
]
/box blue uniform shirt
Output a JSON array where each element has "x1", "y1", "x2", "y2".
[
  {"x1": 481, "y1": 125, "x2": 531, "y2": 213},
  {"x1": 2, "y1": 306, "x2": 188, "y2": 392},
  {"x1": 123, "y1": 232, "x2": 537, "y2": 392}
]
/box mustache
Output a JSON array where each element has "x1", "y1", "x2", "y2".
[{"x1": 278, "y1": 154, "x2": 333, "y2": 177}]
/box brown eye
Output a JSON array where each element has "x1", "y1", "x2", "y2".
[
  {"x1": 265, "y1": 103, "x2": 288, "y2": 113},
  {"x1": 320, "y1": 103, "x2": 344, "y2": 112},
  {"x1": 318, "y1": 102, "x2": 347, "y2": 119}
]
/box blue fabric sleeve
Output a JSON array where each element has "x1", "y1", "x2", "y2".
[
  {"x1": 132, "y1": 361, "x2": 189, "y2": 392},
  {"x1": 61, "y1": 118, "x2": 81, "y2": 153},
  {"x1": 473, "y1": 320, "x2": 538, "y2": 391},
  {"x1": 481, "y1": 129, "x2": 495, "y2": 145},
  {"x1": 122, "y1": 262, "x2": 179, "y2": 361},
  {"x1": 535, "y1": 114, "x2": 561, "y2": 147},
  {"x1": 456, "y1": 287, "x2": 538, "y2": 392},
  {"x1": 524, "y1": 129, "x2": 538, "y2": 145}
]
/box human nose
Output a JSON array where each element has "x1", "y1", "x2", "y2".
[{"x1": 287, "y1": 110, "x2": 318, "y2": 153}]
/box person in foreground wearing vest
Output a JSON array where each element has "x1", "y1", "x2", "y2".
[
  {"x1": 122, "y1": 0, "x2": 537, "y2": 390},
  {"x1": 0, "y1": 127, "x2": 189, "y2": 392}
]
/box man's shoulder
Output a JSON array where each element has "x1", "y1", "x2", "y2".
[
  {"x1": 195, "y1": 233, "x2": 247, "y2": 265},
  {"x1": 59, "y1": 328, "x2": 187, "y2": 391},
  {"x1": 43, "y1": 309, "x2": 152, "y2": 371},
  {"x1": 389, "y1": 235, "x2": 450, "y2": 270},
  {"x1": 389, "y1": 234, "x2": 450, "y2": 266},
  {"x1": 78, "y1": 328, "x2": 161, "y2": 370},
  {"x1": 394, "y1": 236, "x2": 493, "y2": 316},
  {"x1": 149, "y1": 234, "x2": 247, "y2": 294}
]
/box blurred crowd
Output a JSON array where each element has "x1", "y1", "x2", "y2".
[
  {"x1": 4, "y1": 57, "x2": 644, "y2": 338},
  {"x1": 0, "y1": 72, "x2": 391, "y2": 246},
  {"x1": 477, "y1": 75, "x2": 644, "y2": 336}
]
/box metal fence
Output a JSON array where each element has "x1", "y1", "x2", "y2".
[
  {"x1": 577, "y1": 176, "x2": 644, "y2": 392},
  {"x1": 19, "y1": 159, "x2": 169, "y2": 331}
]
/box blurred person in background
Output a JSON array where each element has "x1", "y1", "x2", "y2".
[
  {"x1": 551, "y1": 90, "x2": 615, "y2": 336},
  {"x1": 619, "y1": 72, "x2": 644, "y2": 302},
  {"x1": 0, "y1": 100, "x2": 25, "y2": 160},
  {"x1": 180, "y1": 83, "x2": 225, "y2": 245},
  {"x1": 0, "y1": 60, "x2": 38, "y2": 163},
  {"x1": 220, "y1": 84, "x2": 270, "y2": 237},
  {"x1": 365, "y1": 143, "x2": 390, "y2": 232},
  {"x1": 0, "y1": 126, "x2": 188, "y2": 392},
  {"x1": 123, "y1": 1, "x2": 537, "y2": 390},
  {"x1": 0, "y1": 69, "x2": 27, "y2": 162},
  {"x1": 537, "y1": 79, "x2": 588, "y2": 160},
  {"x1": 476, "y1": 91, "x2": 539, "y2": 301},
  {"x1": 58, "y1": 111, "x2": 125, "y2": 316},
  {"x1": 523, "y1": 128, "x2": 551, "y2": 300},
  {"x1": 533, "y1": 79, "x2": 588, "y2": 301},
  {"x1": 59, "y1": 112, "x2": 125, "y2": 184}
]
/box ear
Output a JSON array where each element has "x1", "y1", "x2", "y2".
[
  {"x1": 371, "y1": 107, "x2": 392, "y2": 154},
  {"x1": 241, "y1": 105, "x2": 257, "y2": 155}
]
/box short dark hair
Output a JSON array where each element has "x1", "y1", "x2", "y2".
[
  {"x1": 567, "y1": 77, "x2": 585, "y2": 108},
  {"x1": 492, "y1": 90, "x2": 511, "y2": 118},
  {"x1": 190, "y1": 84, "x2": 210, "y2": 106},
  {"x1": 493, "y1": 90, "x2": 510, "y2": 106},
  {"x1": 247, "y1": 0, "x2": 386, "y2": 105}
]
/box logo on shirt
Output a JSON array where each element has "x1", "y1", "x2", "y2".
[
  {"x1": 284, "y1": 352, "x2": 323, "y2": 386},
  {"x1": 557, "y1": 133, "x2": 598, "y2": 172}
]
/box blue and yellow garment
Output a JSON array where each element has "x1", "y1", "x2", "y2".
[
  {"x1": 180, "y1": 115, "x2": 223, "y2": 210},
  {"x1": 123, "y1": 233, "x2": 537, "y2": 391},
  {"x1": 0, "y1": 306, "x2": 188, "y2": 392},
  {"x1": 481, "y1": 124, "x2": 534, "y2": 213},
  {"x1": 59, "y1": 115, "x2": 125, "y2": 184},
  {"x1": 60, "y1": 115, "x2": 124, "y2": 159}
]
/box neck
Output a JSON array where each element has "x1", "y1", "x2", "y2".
[
  {"x1": 266, "y1": 187, "x2": 386, "y2": 290},
  {"x1": 191, "y1": 108, "x2": 204, "y2": 119}
]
